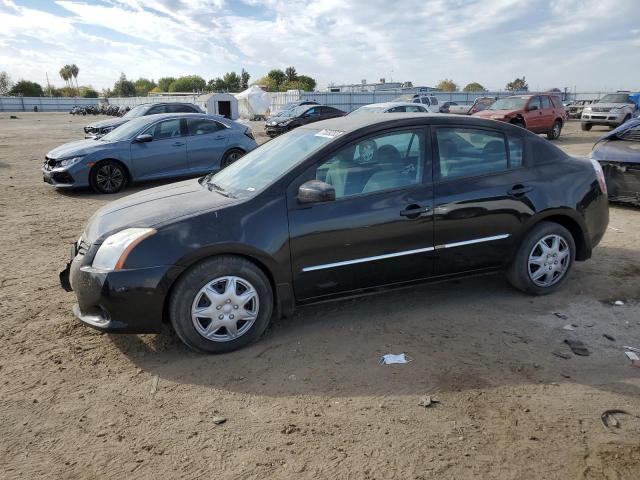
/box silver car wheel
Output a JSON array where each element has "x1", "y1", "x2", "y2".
[
  {"x1": 528, "y1": 234, "x2": 570, "y2": 288},
  {"x1": 191, "y1": 276, "x2": 259, "y2": 342},
  {"x1": 552, "y1": 122, "x2": 561, "y2": 138}
]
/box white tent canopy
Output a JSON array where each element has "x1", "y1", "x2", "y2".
[{"x1": 235, "y1": 86, "x2": 271, "y2": 120}]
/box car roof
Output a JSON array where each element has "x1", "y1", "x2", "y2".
[
  {"x1": 138, "y1": 113, "x2": 225, "y2": 121},
  {"x1": 298, "y1": 112, "x2": 524, "y2": 134}
]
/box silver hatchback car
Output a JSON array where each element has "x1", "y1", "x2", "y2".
[{"x1": 43, "y1": 113, "x2": 258, "y2": 194}]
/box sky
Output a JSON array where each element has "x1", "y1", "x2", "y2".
[{"x1": 0, "y1": 0, "x2": 638, "y2": 92}]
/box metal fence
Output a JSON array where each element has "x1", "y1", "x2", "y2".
[{"x1": 0, "y1": 91, "x2": 624, "y2": 113}]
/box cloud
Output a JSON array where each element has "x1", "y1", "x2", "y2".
[{"x1": 0, "y1": 0, "x2": 637, "y2": 91}]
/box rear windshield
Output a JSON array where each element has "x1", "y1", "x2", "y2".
[
  {"x1": 122, "y1": 105, "x2": 147, "y2": 118},
  {"x1": 599, "y1": 94, "x2": 631, "y2": 104}
]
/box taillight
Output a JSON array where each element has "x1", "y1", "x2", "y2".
[{"x1": 590, "y1": 158, "x2": 607, "y2": 194}]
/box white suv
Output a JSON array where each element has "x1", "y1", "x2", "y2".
[
  {"x1": 393, "y1": 94, "x2": 440, "y2": 113},
  {"x1": 581, "y1": 92, "x2": 636, "y2": 131}
]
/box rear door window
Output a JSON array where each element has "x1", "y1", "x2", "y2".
[
  {"x1": 541, "y1": 96, "x2": 553, "y2": 109},
  {"x1": 187, "y1": 118, "x2": 223, "y2": 136},
  {"x1": 168, "y1": 104, "x2": 198, "y2": 113},
  {"x1": 436, "y1": 127, "x2": 515, "y2": 179}
]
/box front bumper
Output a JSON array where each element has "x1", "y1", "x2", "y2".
[
  {"x1": 42, "y1": 166, "x2": 76, "y2": 188},
  {"x1": 60, "y1": 245, "x2": 184, "y2": 333},
  {"x1": 600, "y1": 162, "x2": 640, "y2": 206},
  {"x1": 265, "y1": 124, "x2": 289, "y2": 137},
  {"x1": 581, "y1": 111, "x2": 626, "y2": 126}
]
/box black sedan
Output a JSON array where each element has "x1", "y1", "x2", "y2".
[
  {"x1": 265, "y1": 104, "x2": 345, "y2": 137},
  {"x1": 61, "y1": 113, "x2": 609, "y2": 353},
  {"x1": 591, "y1": 118, "x2": 640, "y2": 206}
]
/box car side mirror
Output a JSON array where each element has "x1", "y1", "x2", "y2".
[
  {"x1": 528, "y1": 105, "x2": 539, "y2": 111},
  {"x1": 135, "y1": 134, "x2": 153, "y2": 143},
  {"x1": 298, "y1": 180, "x2": 335, "y2": 204}
]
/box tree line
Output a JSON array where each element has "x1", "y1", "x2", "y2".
[
  {"x1": 0, "y1": 64, "x2": 318, "y2": 98},
  {"x1": 435, "y1": 77, "x2": 530, "y2": 92}
]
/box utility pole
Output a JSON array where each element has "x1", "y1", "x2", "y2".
[{"x1": 45, "y1": 72, "x2": 52, "y2": 96}]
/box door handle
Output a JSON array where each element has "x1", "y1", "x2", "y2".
[
  {"x1": 214, "y1": 135, "x2": 226, "y2": 140},
  {"x1": 400, "y1": 204, "x2": 431, "y2": 219},
  {"x1": 508, "y1": 185, "x2": 533, "y2": 197},
  {"x1": 172, "y1": 141, "x2": 185, "y2": 146}
]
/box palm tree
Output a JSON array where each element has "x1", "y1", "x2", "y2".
[
  {"x1": 70, "y1": 64, "x2": 79, "y2": 94},
  {"x1": 59, "y1": 66, "x2": 70, "y2": 90}
]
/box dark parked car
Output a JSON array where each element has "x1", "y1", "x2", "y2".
[
  {"x1": 84, "y1": 102, "x2": 203, "y2": 139},
  {"x1": 591, "y1": 118, "x2": 640, "y2": 205},
  {"x1": 265, "y1": 105, "x2": 345, "y2": 137},
  {"x1": 44, "y1": 113, "x2": 257, "y2": 193},
  {"x1": 272, "y1": 100, "x2": 319, "y2": 116},
  {"x1": 61, "y1": 113, "x2": 608, "y2": 353}
]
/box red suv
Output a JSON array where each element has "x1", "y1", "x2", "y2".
[{"x1": 473, "y1": 94, "x2": 566, "y2": 140}]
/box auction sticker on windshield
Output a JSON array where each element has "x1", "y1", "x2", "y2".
[{"x1": 315, "y1": 129, "x2": 345, "y2": 139}]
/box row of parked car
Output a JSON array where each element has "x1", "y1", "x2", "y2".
[
  {"x1": 266, "y1": 93, "x2": 568, "y2": 140},
  {"x1": 44, "y1": 87, "x2": 640, "y2": 354}
]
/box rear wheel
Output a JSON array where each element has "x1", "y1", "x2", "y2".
[
  {"x1": 169, "y1": 256, "x2": 273, "y2": 353},
  {"x1": 581, "y1": 123, "x2": 592, "y2": 131},
  {"x1": 547, "y1": 120, "x2": 562, "y2": 140},
  {"x1": 506, "y1": 222, "x2": 575, "y2": 295},
  {"x1": 220, "y1": 149, "x2": 245, "y2": 169},
  {"x1": 90, "y1": 160, "x2": 127, "y2": 194}
]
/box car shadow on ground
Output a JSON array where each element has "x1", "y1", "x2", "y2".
[
  {"x1": 54, "y1": 176, "x2": 202, "y2": 201},
  {"x1": 109, "y1": 246, "x2": 640, "y2": 400}
]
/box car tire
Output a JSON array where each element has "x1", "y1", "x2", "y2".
[
  {"x1": 510, "y1": 118, "x2": 525, "y2": 129},
  {"x1": 547, "y1": 120, "x2": 562, "y2": 140},
  {"x1": 506, "y1": 221, "x2": 576, "y2": 296},
  {"x1": 169, "y1": 255, "x2": 274, "y2": 353},
  {"x1": 220, "y1": 149, "x2": 245, "y2": 169},
  {"x1": 89, "y1": 160, "x2": 127, "y2": 194},
  {"x1": 581, "y1": 123, "x2": 592, "y2": 131}
]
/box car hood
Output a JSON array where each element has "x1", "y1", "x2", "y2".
[
  {"x1": 86, "y1": 117, "x2": 130, "y2": 129},
  {"x1": 587, "y1": 103, "x2": 632, "y2": 110},
  {"x1": 473, "y1": 109, "x2": 515, "y2": 118},
  {"x1": 47, "y1": 139, "x2": 109, "y2": 159},
  {"x1": 591, "y1": 139, "x2": 640, "y2": 164},
  {"x1": 83, "y1": 178, "x2": 236, "y2": 243}
]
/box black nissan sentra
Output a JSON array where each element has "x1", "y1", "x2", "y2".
[{"x1": 61, "y1": 113, "x2": 609, "y2": 353}]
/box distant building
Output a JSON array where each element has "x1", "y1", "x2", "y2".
[{"x1": 322, "y1": 79, "x2": 436, "y2": 93}]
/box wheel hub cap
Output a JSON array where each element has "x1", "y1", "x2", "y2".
[
  {"x1": 527, "y1": 234, "x2": 570, "y2": 287},
  {"x1": 191, "y1": 276, "x2": 259, "y2": 342}
]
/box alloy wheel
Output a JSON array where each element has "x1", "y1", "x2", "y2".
[
  {"x1": 191, "y1": 276, "x2": 259, "y2": 342},
  {"x1": 95, "y1": 164, "x2": 124, "y2": 193},
  {"x1": 528, "y1": 234, "x2": 570, "y2": 288}
]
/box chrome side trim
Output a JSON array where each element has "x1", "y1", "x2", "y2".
[
  {"x1": 301, "y1": 234, "x2": 510, "y2": 272},
  {"x1": 436, "y1": 234, "x2": 510, "y2": 249},
  {"x1": 301, "y1": 246, "x2": 435, "y2": 272}
]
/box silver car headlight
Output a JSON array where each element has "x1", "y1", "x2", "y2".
[
  {"x1": 610, "y1": 107, "x2": 623, "y2": 114},
  {"x1": 59, "y1": 156, "x2": 85, "y2": 168},
  {"x1": 583, "y1": 106, "x2": 592, "y2": 112},
  {"x1": 91, "y1": 228, "x2": 156, "y2": 271}
]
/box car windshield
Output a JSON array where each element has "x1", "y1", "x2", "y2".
[
  {"x1": 489, "y1": 97, "x2": 527, "y2": 110},
  {"x1": 207, "y1": 128, "x2": 336, "y2": 197},
  {"x1": 349, "y1": 106, "x2": 386, "y2": 115},
  {"x1": 100, "y1": 116, "x2": 149, "y2": 142},
  {"x1": 599, "y1": 94, "x2": 631, "y2": 104},
  {"x1": 122, "y1": 105, "x2": 147, "y2": 118}
]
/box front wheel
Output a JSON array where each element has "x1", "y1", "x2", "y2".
[
  {"x1": 506, "y1": 222, "x2": 575, "y2": 295},
  {"x1": 547, "y1": 120, "x2": 562, "y2": 140},
  {"x1": 169, "y1": 256, "x2": 274, "y2": 353},
  {"x1": 90, "y1": 160, "x2": 127, "y2": 194}
]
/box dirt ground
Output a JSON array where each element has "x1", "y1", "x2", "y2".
[{"x1": 1, "y1": 113, "x2": 639, "y2": 479}]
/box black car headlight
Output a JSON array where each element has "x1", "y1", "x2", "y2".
[
  {"x1": 101, "y1": 126, "x2": 115, "y2": 134},
  {"x1": 91, "y1": 228, "x2": 156, "y2": 271}
]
